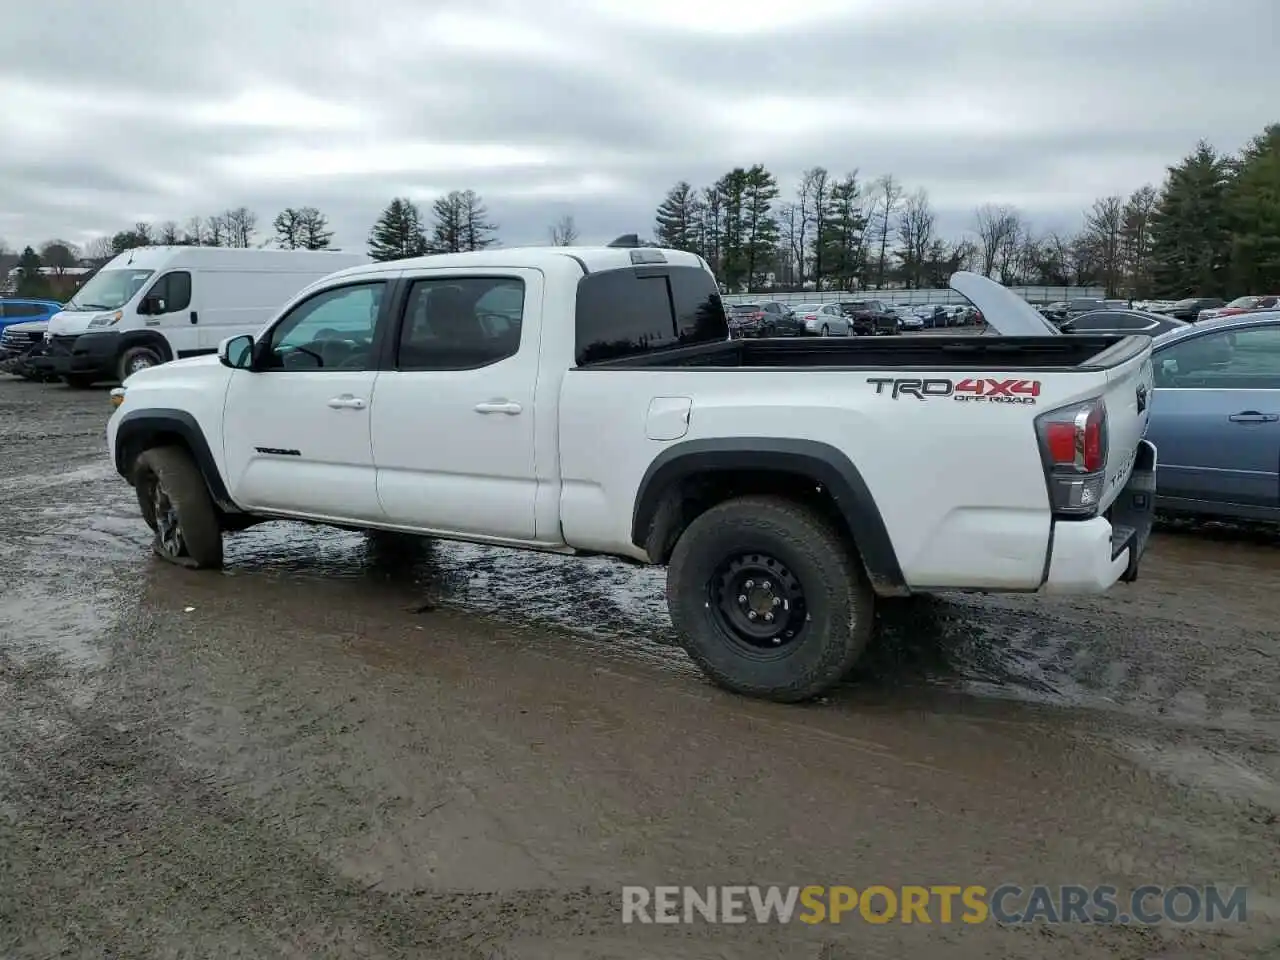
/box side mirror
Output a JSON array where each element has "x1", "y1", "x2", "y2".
[
  {"x1": 219, "y1": 334, "x2": 255, "y2": 370},
  {"x1": 140, "y1": 296, "x2": 165, "y2": 315}
]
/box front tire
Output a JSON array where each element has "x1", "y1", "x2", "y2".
[
  {"x1": 117, "y1": 344, "x2": 165, "y2": 382},
  {"x1": 133, "y1": 446, "x2": 224, "y2": 569},
  {"x1": 666, "y1": 495, "x2": 875, "y2": 703}
]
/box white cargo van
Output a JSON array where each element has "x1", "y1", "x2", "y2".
[{"x1": 38, "y1": 246, "x2": 369, "y2": 386}]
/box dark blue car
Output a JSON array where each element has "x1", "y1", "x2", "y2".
[
  {"x1": 0, "y1": 298, "x2": 62, "y2": 332},
  {"x1": 1145, "y1": 311, "x2": 1280, "y2": 522}
]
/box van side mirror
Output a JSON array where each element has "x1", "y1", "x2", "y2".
[
  {"x1": 219, "y1": 334, "x2": 255, "y2": 370},
  {"x1": 140, "y1": 296, "x2": 165, "y2": 315}
]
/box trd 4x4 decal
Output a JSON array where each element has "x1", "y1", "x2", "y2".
[{"x1": 866, "y1": 377, "x2": 1041, "y2": 404}]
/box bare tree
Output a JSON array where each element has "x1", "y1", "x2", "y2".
[
  {"x1": 802, "y1": 166, "x2": 832, "y2": 289},
  {"x1": 204, "y1": 214, "x2": 226, "y2": 247},
  {"x1": 790, "y1": 169, "x2": 814, "y2": 287},
  {"x1": 156, "y1": 221, "x2": 180, "y2": 244},
  {"x1": 222, "y1": 207, "x2": 257, "y2": 248},
  {"x1": 776, "y1": 202, "x2": 800, "y2": 287},
  {"x1": 182, "y1": 216, "x2": 204, "y2": 245},
  {"x1": 895, "y1": 189, "x2": 935, "y2": 288},
  {"x1": 84, "y1": 236, "x2": 115, "y2": 264},
  {"x1": 972, "y1": 204, "x2": 1022, "y2": 279},
  {"x1": 38, "y1": 240, "x2": 80, "y2": 275},
  {"x1": 549, "y1": 213, "x2": 579, "y2": 246},
  {"x1": 869, "y1": 174, "x2": 903, "y2": 288},
  {"x1": 1081, "y1": 196, "x2": 1125, "y2": 296}
]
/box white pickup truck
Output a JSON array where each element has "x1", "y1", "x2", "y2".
[{"x1": 106, "y1": 243, "x2": 1157, "y2": 702}]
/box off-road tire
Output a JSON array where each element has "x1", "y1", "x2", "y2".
[
  {"x1": 117, "y1": 344, "x2": 165, "y2": 383},
  {"x1": 134, "y1": 446, "x2": 224, "y2": 569},
  {"x1": 666, "y1": 495, "x2": 875, "y2": 703}
]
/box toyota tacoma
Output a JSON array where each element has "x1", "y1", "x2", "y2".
[{"x1": 106, "y1": 245, "x2": 1157, "y2": 702}]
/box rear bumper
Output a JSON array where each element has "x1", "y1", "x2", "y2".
[{"x1": 1040, "y1": 439, "x2": 1157, "y2": 594}]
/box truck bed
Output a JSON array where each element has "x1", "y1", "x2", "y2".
[{"x1": 580, "y1": 334, "x2": 1147, "y2": 372}]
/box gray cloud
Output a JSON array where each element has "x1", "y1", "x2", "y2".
[{"x1": 1, "y1": 0, "x2": 1275, "y2": 253}]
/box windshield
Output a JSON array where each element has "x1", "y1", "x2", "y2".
[
  {"x1": 794, "y1": 303, "x2": 822, "y2": 312},
  {"x1": 64, "y1": 269, "x2": 155, "y2": 311},
  {"x1": 731, "y1": 304, "x2": 759, "y2": 313}
]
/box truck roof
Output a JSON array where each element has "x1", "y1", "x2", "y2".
[{"x1": 327, "y1": 245, "x2": 709, "y2": 283}]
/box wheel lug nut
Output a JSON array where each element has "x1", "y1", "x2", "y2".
[
  {"x1": 737, "y1": 595, "x2": 747, "y2": 605},
  {"x1": 762, "y1": 580, "x2": 771, "y2": 590},
  {"x1": 745, "y1": 580, "x2": 754, "y2": 589},
  {"x1": 747, "y1": 611, "x2": 758, "y2": 621},
  {"x1": 772, "y1": 597, "x2": 781, "y2": 607},
  {"x1": 764, "y1": 613, "x2": 774, "y2": 623}
]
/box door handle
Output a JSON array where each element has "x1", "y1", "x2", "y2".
[
  {"x1": 327, "y1": 395, "x2": 367, "y2": 410},
  {"x1": 1228, "y1": 411, "x2": 1278, "y2": 423},
  {"x1": 474, "y1": 400, "x2": 523, "y2": 415}
]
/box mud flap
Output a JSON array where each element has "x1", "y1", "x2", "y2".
[{"x1": 1109, "y1": 439, "x2": 1157, "y2": 583}]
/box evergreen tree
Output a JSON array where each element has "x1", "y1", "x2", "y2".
[
  {"x1": 458, "y1": 190, "x2": 498, "y2": 251},
  {"x1": 368, "y1": 198, "x2": 428, "y2": 261},
  {"x1": 741, "y1": 164, "x2": 780, "y2": 291},
  {"x1": 15, "y1": 246, "x2": 47, "y2": 298},
  {"x1": 1225, "y1": 124, "x2": 1280, "y2": 293},
  {"x1": 714, "y1": 169, "x2": 749, "y2": 290},
  {"x1": 1148, "y1": 141, "x2": 1233, "y2": 297},
  {"x1": 821, "y1": 172, "x2": 869, "y2": 291},
  {"x1": 654, "y1": 181, "x2": 702, "y2": 253}
]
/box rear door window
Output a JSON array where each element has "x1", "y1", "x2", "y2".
[{"x1": 575, "y1": 265, "x2": 727, "y2": 364}]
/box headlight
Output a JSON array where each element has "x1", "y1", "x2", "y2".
[
  {"x1": 89, "y1": 311, "x2": 123, "y2": 328},
  {"x1": 109, "y1": 387, "x2": 126, "y2": 409}
]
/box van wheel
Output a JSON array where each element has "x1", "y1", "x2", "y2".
[
  {"x1": 63, "y1": 375, "x2": 97, "y2": 389},
  {"x1": 666, "y1": 495, "x2": 874, "y2": 703},
  {"x1": 117, "y1": 345, "x2": 165, "y2": 382},
  {"x1": 134, "y1": 446, "x2": 224, "y2": 569}
]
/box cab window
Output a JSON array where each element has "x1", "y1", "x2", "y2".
[{"x1": 266, "y1": 282, "x2": 385, "y2": 370}]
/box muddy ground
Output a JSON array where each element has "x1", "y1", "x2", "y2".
[{"x1": 0, "y1": 376, "x2": 1277, "y2": 959}]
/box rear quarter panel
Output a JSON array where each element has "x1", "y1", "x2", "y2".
[{"x1": 558, "y1": 364, "x2": 1121, "y2": 588}]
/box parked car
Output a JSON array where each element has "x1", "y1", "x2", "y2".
[
  {"x1": 1157, "y1": 297, "x2": 1226, "y2": 322},
  {"x1": 1144, "y1": 311, "x2": 1280, "y2": 522},
  {"x1": 898, "y1": 313, "x2": 924, "y2": 331},
  {"x1": 0, "y1": 298, "x2": 62, "y2": 334},
  {"x1": 838, "y1": 299, "x2": 898, "y2": 335},
  {"x1": 791, "y1": 302, "x2": 850, "y2": 337},
  {"x1": 1059, "y1": 310, "x2": 1189, "y2": 338},
  {"x1": 106, "y1": 256, "x2": 1155, "y2": 704},
  {"x1": 0, "y1": 319, "x2": 56, "y2": 380},
  {"x1": 1198, "y1": 295, "x2": 1280, "y2": 321},
  {"x1": 727, "y1": 301, "x2": 795, "y2": 337},
  {"x1": 1041, "y1": 299, "x2": 1107, "y2": 325},
  {"x1": 34, "y1": 247, "x2": 369, "y2": 388}
]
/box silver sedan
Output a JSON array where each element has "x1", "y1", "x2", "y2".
[{"x1": 791, "y1": 302, "x2": 851, "y2": 336}]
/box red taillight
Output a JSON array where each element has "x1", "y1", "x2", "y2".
[
  {"x1": 803, "y1": 314, "x2": 817, "y2": 320},
  {"x1": 1036, "y1": 398, "x2": 1107, "y2": 516},
  {"x1": 752, "y1": 312, "x2": 764, "y2": 320}
]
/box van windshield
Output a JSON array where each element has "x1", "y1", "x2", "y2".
[{"x1": 64, "y1": 269, "x2": 155, "y2": 311}]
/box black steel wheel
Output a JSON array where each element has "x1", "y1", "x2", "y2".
[{"x1": 667, "y1": 495, "x2": 875, "y2": 702}]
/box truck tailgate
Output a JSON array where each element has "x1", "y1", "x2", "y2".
[{"x1": 1096, "y1": 340, "x2": 1155, "y2": 512}]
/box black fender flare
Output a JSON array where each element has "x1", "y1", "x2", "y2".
[
  {"x1": 113, "y1": 408, "x2": 238, "y2": 512},
  {"x1": 631, "y1": 437, "x2": 906, "y2": 591}
]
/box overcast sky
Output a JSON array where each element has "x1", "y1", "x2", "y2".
[{"x1": 1, "y1": 0, "x2": 1274, "y2": 254}]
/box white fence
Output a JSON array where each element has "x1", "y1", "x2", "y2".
[{"x1": 721, "y1": 286, "x2": 1106, "y2": 307}]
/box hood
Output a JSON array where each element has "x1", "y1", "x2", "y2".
[
  {"x1": 3, "y1": 319, "x2": 50, "y2": 334},
  {"x1": 47, "y1": 309, "x2": 121, "y2": 336},
  {"x1": 948, "y1": 271, "x2": 1060, "y2": 336}
]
